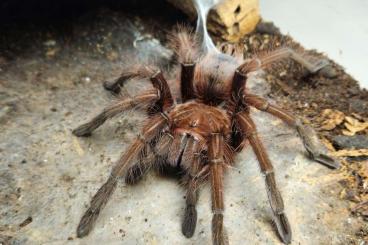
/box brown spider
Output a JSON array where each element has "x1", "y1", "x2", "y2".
[{"x1": 72, "y1": 29, "x2": 339, "y2": 244}]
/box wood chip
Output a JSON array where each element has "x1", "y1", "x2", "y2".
[
  {"x1": 342, "y1": 116, "x2": 368, "y2": 136},
  {"x1": 331, "y1": 149, "x2": 368, "y2": 157},
  {"x1": 318, "y1": 109, "x2": 345, "y2": 130}
]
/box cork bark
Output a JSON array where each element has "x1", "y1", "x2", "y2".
[{"x1": 167, "y1": 0, "x2": 260, "y2": 42}]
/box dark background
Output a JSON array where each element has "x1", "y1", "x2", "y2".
[{"x1": 0, "y1": 0, "x2": 182, "y2": 24}]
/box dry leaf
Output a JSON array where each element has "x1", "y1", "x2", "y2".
[
  {"x1": 318, "y1": 109, "x2": 345, "y2": 130},
  {"x1": 351, "y1": 112, "x2": 364, "y2": 121},
  {"x1": 342, "y1": 116, "x2": 368, "y2": 136},
  {"x1": 331, "y1": 149, "x2": 368, "y2": 157},
  {"x1": 320, "y1": 137, "x2": 336, "y2": 151},
  {"x1": 360, "y1": 162, "x2": 368, "y2": 178}
]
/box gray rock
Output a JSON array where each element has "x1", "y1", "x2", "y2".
[
  {"x1": 350, "y1": 98, "x2": 368, "y2": 113},
  {"x1": 332, "y1": 135, "x2": 368, "y2": 150}
]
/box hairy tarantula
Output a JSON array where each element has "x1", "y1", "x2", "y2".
[{"x1": 72, "y1": 29, "x2": 339, "y2": 244}]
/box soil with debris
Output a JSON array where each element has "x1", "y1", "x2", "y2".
[
  {"x1": 241, "y1": 21, "x2": 368, "y2": 242},
  {"x1": 0, "y1": 3, "x2": 368, "y2": 244}
]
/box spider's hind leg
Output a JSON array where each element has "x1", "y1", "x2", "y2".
[
  {"x1": 236, "y1": 113, "x2": 291, "y2": 244},
  {"x1": 244, "y1": 94, "x2": 340, "y2": 169}
]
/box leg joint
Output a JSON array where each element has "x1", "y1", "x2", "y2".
[
  {"x1": 212, "y1": 209, "x2": 224, "y2": 215},
  {"x1": 210, "y1": 158, "x2": 223, "y2": 165}
]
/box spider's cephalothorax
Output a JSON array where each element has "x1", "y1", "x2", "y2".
[{"x1": 73, "y1": 29, "x2": 339, "y2": 245}]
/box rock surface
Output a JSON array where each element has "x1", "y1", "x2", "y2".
[{"x1": 332, "y1": 135, "x2": 368, "y2": 150}]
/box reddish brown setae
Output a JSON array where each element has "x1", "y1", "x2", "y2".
[{"x1": 73, "y1": 28, "x2": 339, "y2": 245}]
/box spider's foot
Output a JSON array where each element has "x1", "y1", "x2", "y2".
[
  {"x1": 212, "y1": 214, "x2": 229, "y2": 245},
  {"x1": 318, "y1": 65, "x2": 338, "y2": 78},
  {"x1": 310, "y1": 59, "x2": 329, "y2": 74},
  {"x1": 76, "y1": 208, "x2": 99, "y2": 238},
  {"x1": 77, "y1": 177, "x2": 117, "y2": 238},
  {"x1": 306, "y1": 59, "x2": 337, "y2": 78},
  {"x1": 72, "y1": 124, "x2": 93, "y2": 137},
  {"x1": 273, "y1": 212, "x2": 292, "y2": 244},
  {"x1": 182, "y1": 205, "x2": 197, "y2": 238},
  {"x1": 295, "y1": 120, "x2": 340, "y2": 169},
  {"x1": 307, "y1": 151, "x2": 340, "y2": 169},
  {"x1": 103, "y1": 80, "x2": 121, "y2": 94}
]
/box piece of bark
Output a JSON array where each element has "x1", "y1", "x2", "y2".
[{"x1": 166, "y1": 0, "x2": 260, "y2": 42}]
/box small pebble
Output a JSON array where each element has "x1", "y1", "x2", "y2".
[{"x1": 319, "y1": 65, "x2": 338, "y2": 78}]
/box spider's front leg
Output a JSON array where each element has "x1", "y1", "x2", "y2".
[
  {"x1": 76, "y1": 70, "x2": 174, "y2": 238},
  {"x1": 74, "y1": 68, "x2": 173, "y2": 137},
  {"x1": 182, "y1": 174, "x2": 199, "y2": 238},
  {"x1": 236, "y1": 112, "x2": 292, "y2": 244},
  {"x1": 244, "y1": 94, "x2": 340, "y2": 169},
  {"x1": 76, "y1": 114, "x2": 168, "y2": 238},
  {"x1": 208, "y1": 133, "x2": 228, "y2": 245},
  {"x1": 73, "y1": 90, "x2": 159, "y2": 137},
  {"x1": 103, "y1": 66, "x2": 152, "y2": 94},
  {"x1": 181, "y1": 153, "x2": 211, "y2": 238}
]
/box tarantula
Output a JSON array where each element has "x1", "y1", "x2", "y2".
[{"x1": 72, "y1": 29, "x2": 339, "y2": 244}]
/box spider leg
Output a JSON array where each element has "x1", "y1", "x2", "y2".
[
  {"x1": 76, "y1": 114, "x2": 168, "y2": 238},
  {"x1": 238, "y1": 47, "x2": 328, "y2": 74},
  {"x1": 103, "y1": 73, "x2": 133, "y2": 95},
  {"x1": 72, "y1": 90, "x2": 159, "y2": 137},
  {"x1": 74, "y1": 69, "x2": 173, "y2": 137},
  {"x1": 125, "y1": 158, "x2": 150, "y2": 185},
  {"x1": 182, "y1": 174, "x2": 199, "y2": 238},
  {"x1": 125, "y1": 133, "x2": 173, "y2": 185},
  {"x1": 170, "y1": 28, "x2": 199, "y2": 102},
  {"x1": 225, "y1": 69, "x2": 248, "y2": 151},
  {"x1": 236, "y1": 112, "x2": 291, "y2": 244},
  {"x1": 181, "y1": 147, "x2": 209, "y2": 238},
  {"x1": 103, "y1": 66, "x2": 155, "y2": 94},
  {"x1": 244, "y1": 94, "x2": 339, "y2": 169},
  {"x1": 208, "y1": 133, "x2": 228, "y2": 245},
  {"x1": 180, "y1": 63, "x2": 196, "y2": 102},
  {"x1": 149, "y1": 70, "x2": 174, "y2": 112}
]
